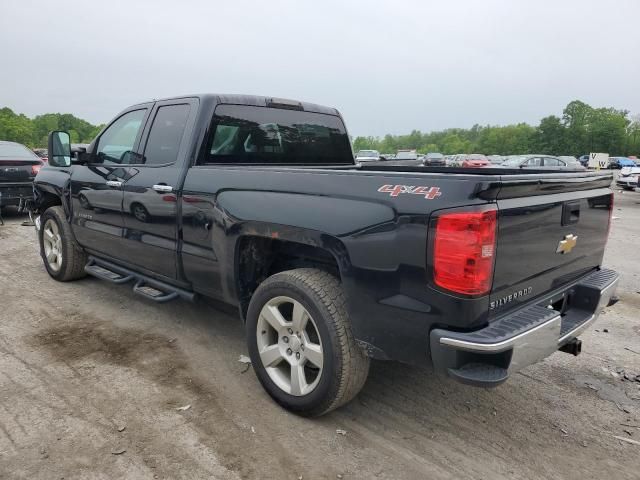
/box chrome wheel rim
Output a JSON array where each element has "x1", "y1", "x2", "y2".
[
  {"x1": 256, "y1": 296, "x2": 324, "y2": 396},
  {"x1": 42, "y1": 219, "x2": 63, "y2": 272}
]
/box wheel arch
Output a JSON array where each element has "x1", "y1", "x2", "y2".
[{"x1": 234, "y1": 228, "x2": 351, "y2": 321}]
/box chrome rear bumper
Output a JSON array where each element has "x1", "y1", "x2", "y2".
[{"x1": 430, "y1": 268, "x2": 619, "y2": 387}]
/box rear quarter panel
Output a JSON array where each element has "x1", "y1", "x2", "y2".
[{"x1": 180, "y1": 166, "x2": 496, "y2": 364}]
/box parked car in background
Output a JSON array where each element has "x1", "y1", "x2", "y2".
[
  {"x1": 423, "y1": 152, "x2": 446, "y2": 166},
  {"x1": 461, "y1": 154, "x2": 490, "y2": 168},
  {"x1": 33, "y1": 148, "x2": 48, "y2": 162},
  {"x1": 355, "y1": 150, "x2": 381, "y2": 163},
  {"x1": 0, "y1": 140, "x2": 44, "y2": 211},
  {"x1": 578, "y1": 155, "x2": 590, "y2": 167},
  {"x1": 487, "y1": 155, "x2": 504, "y2": 165},
  {"x1": 558, "y1": 156, "x2": 586, "y2": 170},
  {"x1": 500, "y1": 155, "x2": 584, "y2": 170},
  {"x1": 395, "y1": 149, "x2": 418, "y2": 161},
  {"x1": 609, "y1": 157, "x2": 636, "y2": 169},
  {"x1": 616, "y1": 166, "x2": 640, "y2": 189}
]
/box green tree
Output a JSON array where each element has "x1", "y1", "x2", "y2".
[{"x1": 535, "y1": 116, "x2": 566, "y2": 154}]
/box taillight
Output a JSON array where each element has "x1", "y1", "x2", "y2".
[
  {"x1": 433, "y1": 208, "x2": 497, "y2": 296},
  {"x1": 31, "y1": 164, "x2": 42, "y2": 176}
]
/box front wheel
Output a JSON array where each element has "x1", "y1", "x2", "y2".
[
  {"x1": 246, "y1": 268, "x2": 370, "y2": 417},
  {"x1": 39, "y1": 206, "x2": 88, "y2": 281}
]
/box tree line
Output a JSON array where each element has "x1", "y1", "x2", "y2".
[
  {"x1": 353, "y1": 100, "x2": 640, "y2": 157},
  {"x1": 0, "y1": 107, "x2": 103, "y2": 147},
  {"x1": 2, "y1": 100, "x2": 639, "y2": 157}
]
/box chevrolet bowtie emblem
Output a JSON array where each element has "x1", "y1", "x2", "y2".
[{"x1": 556, "y1": 234, "x2": 578, "y2": 254}]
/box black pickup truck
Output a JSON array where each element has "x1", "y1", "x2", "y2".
[{"x1": 32, "y1": 94, "x2": 619, "y2": 416}]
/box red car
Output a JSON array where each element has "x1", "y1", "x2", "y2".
[{"x1": 461, "y1": 154, "x2": 490, "y2": 168}]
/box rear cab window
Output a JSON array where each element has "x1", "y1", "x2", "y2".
[{"x1": 199, "y1": 105, "x2": 353, "y2": 166}]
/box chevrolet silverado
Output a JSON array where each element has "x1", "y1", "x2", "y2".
[{"x1": 32, "y1": 94, "x2": 619, "y2": 416}]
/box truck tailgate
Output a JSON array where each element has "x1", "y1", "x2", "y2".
[{"x1": 489, "y1": 174, "x2": 613, "y2": 316}]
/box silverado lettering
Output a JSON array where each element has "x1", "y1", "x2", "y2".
[{"x1": 489, "y1": 287, "x2": 533, "y2": 310}]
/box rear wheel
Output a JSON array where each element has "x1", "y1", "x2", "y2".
[
  {"x1": 246, "y1": 268, "x2": 370, "y2": 416},
  {"x1": 39, "y1": 206, "x2": 88, "y2": 281}
]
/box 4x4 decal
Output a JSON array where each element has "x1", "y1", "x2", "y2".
[{"x1": 378, "y1": 185, "x2": 442, "y2": 199}]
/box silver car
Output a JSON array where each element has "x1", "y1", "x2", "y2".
[{"x1": 500, "y1": 155, "x2": 585, "y2": 170}]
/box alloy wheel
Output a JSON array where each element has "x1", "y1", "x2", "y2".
[
  {"x1": 256, "y1": 296, "x2": 324, "y2": 396},
  {"x1": 42, "y1": 219, "x2": 63, "y2": 272}
]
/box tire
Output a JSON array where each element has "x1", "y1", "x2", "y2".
[
  {"x1": 246, "y1": 268, "x2": 370, "y2": 416},
  {"x1": 131, "y1": 202, "x2": 150, "y2": 223},
  {"x1": 39, "y1": 206, "x2": 88, "y2": 282}
]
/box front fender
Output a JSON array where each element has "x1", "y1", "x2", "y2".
[{"x1": 33, "y1": 167, "x2": 72, "y2": 218}]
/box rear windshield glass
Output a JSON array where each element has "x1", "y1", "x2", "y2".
[
  {"x1": 0, "y1": 143, "x2": 39, "y2": 160},
  {"x1": 201, "y1": 105, "x2": 353, "y2": 165}
]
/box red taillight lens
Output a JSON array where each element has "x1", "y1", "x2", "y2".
[
  {"x1": 433, "y1": 209, "x2": 497, "y2": 296},
  {"x1": 31, "y1": 164, "x2": 42, "y2": 176}
]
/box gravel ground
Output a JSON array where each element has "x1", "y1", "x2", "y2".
[{"x1": 0, "y1": 184, "x2": 639, "y2": 480}]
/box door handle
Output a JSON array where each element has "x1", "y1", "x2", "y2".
[
  {"x1": 106, "y1": 180, "x2": 122, "y2": 188},
  {"x1": 152, "y1": 184, "x2": 173, "y2": 193}
]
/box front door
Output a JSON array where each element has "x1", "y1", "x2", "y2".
[
  {"x1": 119, "y1": 100, "x2": 196, "y2": 279},
  {"x1": 70, "y1": 107, "x2": 150, "y2": 259}
]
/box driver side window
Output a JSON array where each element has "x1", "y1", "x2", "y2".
[{"x1": 94, "y1": 109, "x2": 147, "y2": 164}]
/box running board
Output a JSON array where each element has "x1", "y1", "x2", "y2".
[{"x1": 84, "y1": 256, "x2": 195, "y2": 303}]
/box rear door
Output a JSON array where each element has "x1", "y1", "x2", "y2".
[
  {"x1": 70, "y1": 106, "x2": 150, "y2": 258},
  {"x1": 119, "y1": 99, "x2": 197, "y2": 279},
  {"x1": 489, "y1": 174, "x2": 612, "y2": 317}
]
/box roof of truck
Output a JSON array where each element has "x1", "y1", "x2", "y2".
[{"x1": 133, "y1": 94, "x2": 340, "y2": 116}]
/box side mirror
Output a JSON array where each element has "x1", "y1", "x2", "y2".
[
  {"x1": 379, "y1": 156, "x2": 386, "y2": 161},
  {"x1": 47, "y1": 131, "x2": 71, "y2": 167},
  {"x1": 120, "y1": 151, "x2": 145, "y2": 165}
]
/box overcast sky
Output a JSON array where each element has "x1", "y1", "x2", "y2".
[{"x1": 1, "y1": 0, "x2": 639, "y2": 137}]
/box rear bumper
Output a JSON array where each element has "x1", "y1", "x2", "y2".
[
  {"x1": 0, "y1": 183, "x2": 33, "y2": 206},
  {"x1": 429, "y1": 268, "x2": 619, "y2": 387}
]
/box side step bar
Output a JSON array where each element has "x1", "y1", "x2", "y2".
[{"x1": 84, "y1": 257, "x2": 196, "y2": 303}]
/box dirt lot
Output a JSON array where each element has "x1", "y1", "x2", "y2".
[{"x1": 1, "y1": 187, "x2": 639, "y2": 480}]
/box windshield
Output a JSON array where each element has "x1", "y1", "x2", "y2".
[
  {"x1": 356, "y1": 150, "x2": 379, "y2": 158},
  {"x1": 203, "y1": 105, "x2": 354, "y2": 165},
  {"x1": 0, "y1": 143, "x2": 40, "y2": 161}
]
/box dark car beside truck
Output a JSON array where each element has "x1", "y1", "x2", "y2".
[
  {"x1": 0, "y1": 140, "x2": 44, "y2": 212},
  {"x1": 33, "y1": 94, "x2": 619, "y2": 416}
]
